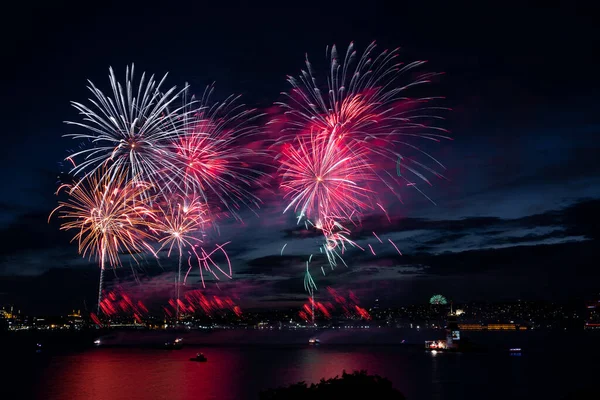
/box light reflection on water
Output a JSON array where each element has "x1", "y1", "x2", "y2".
[
  {"x1": 10, "y1": 330, "x2": 599, "y2": 400},
  {"x1": 40, "y1": 347, "x2": 414, "y2": 400}
]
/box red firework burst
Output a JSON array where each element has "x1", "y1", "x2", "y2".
[{"x1": 279, "y1": 130, "x2": 376, "y2": 225}]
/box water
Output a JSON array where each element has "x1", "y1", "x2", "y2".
[{"x1": 5, "y1": 329, "x2": 597, "y2": 399}]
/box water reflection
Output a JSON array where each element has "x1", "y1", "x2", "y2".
[
  {"x1": 27, "y1": 340, "x2": 599, "y2": 400},
  {"x1": 35, "y1": 347, "x2": 419, "y2": 400}
]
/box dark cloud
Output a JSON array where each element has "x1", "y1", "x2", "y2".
[
  {"x1": 425, "y1": 233, "x2": 468, "y2": 245},
  {"x1": 0, "y1": 267, "x2": 98, "y2": 314},
  {"x1": 1, "y1": 195, "x2": 598, "y2": 313},
  {"x1": 0, "y1": 211, "x2": 70, "y2": 256},
  {"x1": 281, "y1": 225, "x2": 325, "y2": 240},
  {"x1": 244, "y1": 255, "x2": 307, "y2": 277},
  {"x1": 485, "y1": 231, "x2": 567, "y2": 246}
]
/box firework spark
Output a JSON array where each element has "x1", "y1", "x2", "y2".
[
  {"x1": 50, "y1": 169, "x2": 156, "y2": 313},
  {"x1": 149, "y1": 195, "x2": 207, "y2": 258},
  {"x1": 179, "y1": 241, "x2": 232, "y2": 289}
]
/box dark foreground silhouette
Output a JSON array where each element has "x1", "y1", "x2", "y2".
[
  {"x1": 562, "y1": 387, "x2": 597, "y2": 400},
  {"x1": 259, "y1": 370, "x2": 406, "y2": 400}
]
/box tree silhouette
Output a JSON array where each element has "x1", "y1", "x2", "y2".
[{"x1": 260, "y1": 370, "x2": 405, "y2": 400}]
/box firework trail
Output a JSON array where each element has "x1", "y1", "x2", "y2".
[
  {"x1": 94, "y1": 289, "x2": 149, "y2": 325},
  {"x1": 327, "y1": 287, "x2": 372, "y2": 320},
  {"x1": 172, "y1": 85, "x2": 266, "y2": 220},
  {"x1": 299, "y1": 296, "x2": 334, "y2": 323},
  {"x1": 181, "y1": 241, "x2": 232, "y2": 289},
  {"x1": 299, "y1": 286, "x2": 371, "y2": 323},
  {"x1": 317, "y1": 217, "x2": 363, "y2": 270},
  {"x1": 303, "y1": 260, "x2": 318, "y2": 325},
  {"x1": 65, "y1": 64, "x2": 195, "y2": 196},
  {"x1": 164, "y1": 290, "x2": 242, "y2": 318},
  {"x1": 50, "y1": 169, "x2": 156, "y2": 313}
]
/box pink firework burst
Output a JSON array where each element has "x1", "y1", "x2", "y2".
[
  {"x1": 279, "y1": 130, "x2": 376, "y2": 225},
  {"x1": 276, "y1": 41, "x2": 450, "y2": 194},
  {"x1": 172, "y1": 86, "x2": 266, "y2": 220}
]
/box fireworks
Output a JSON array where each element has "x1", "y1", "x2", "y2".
[
  {"x1": 275, "y1": 41, "x2": 449, "y2": 290},
  {"x1": 182, "y1": 241, "x2": 232, "y2": 289},
  {"x1": 146, "y1": 194, "x2": 233, "y2": 311},
  {"x1": 65, "y1": 64, "x2": 194, "y2": 195},
  {"x1": 149, "y1": 195, "x2": 207, "y2": 258},
  {"x1": 50, "y1": 42, "x2": 450, "y2": 317},
  {"x1": 50, "y1": 168, "x2": 156, "y2": 312},
  {"x1": 164, "y1": 290, "x2": 242, "y2": 318},
  {"x1": 173, "y1": 86, "x2": 265, "y2": 220},
  {"x1": 299, "y1": 287, "x2": 371, "y2": 323},
  {"x1": 54, "y1": 65, "x2": 268, "y2": 316},
  {"x1": 318, "y1": 218, "x2": 362, "y2": 269},
  {"x1": 96, "y1": 289, "x2": 149, "y2": 325},
  {"x1": 146, "y1": 194, "x2": 207, "y2": 318},
  {"x1": 430, "y1": 294, "x2": 448, "y2": 305},
  {"x1": 279, "y1": 130, "x2": 375, "y2": 224},
  {"x1": 277, "y1": 41, "x2": 450, "y2": 189}
]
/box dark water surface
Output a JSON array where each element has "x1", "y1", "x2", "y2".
[{"x1": 6, "y1": 329, "x2": 597, "y2": 400}]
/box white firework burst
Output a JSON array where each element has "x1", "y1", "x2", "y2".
[{"x1": 65, "y1": 64, "x2": 195, "y2": 195}]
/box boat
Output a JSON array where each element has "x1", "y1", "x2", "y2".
[
  {"x1": 425, "y1": 340, "x2": 448, "y2": 352},
  {"x1": 425, "y1": 310, "x2": 461, "y2": 352},
  {"x1": 308, "y1": 338, "x2": 320, "y2": 345},
  {"x1": 509, "y1": 348, "x2": 522, "y2": 356},
  {"x1": 164, "y1": 338, "x2": 184, "y2": 350},
  {"x1": 190, "y1": 353, "x2": 207, "y2": 362}
]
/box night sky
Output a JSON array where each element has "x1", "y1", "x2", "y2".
[{"x1": 1, "y1": 2, "x2": 599, "y2": 314}]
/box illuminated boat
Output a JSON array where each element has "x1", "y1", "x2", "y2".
[
  {"x1": 190, "y1": 353, "x2": 207, "y2": 362},
  {"x1": 425, "y1": 312, "x2": 461, "y2": 352},
  {"x1": 164, "y1": 337, "x2": 184, "y2": 349},
  {"x1": 308, "y1": 338, "x2": 320, "y2": 345},
  {"x1": 509, "y1": 348, "x2": 522, "y2": 356}
]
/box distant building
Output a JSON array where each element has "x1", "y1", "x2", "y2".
[
  {"x1": 372, "y1": 298, "x2": 380, "y2": 311},
  {"x1": 67, "y1": 310, "x2": 84, "y2": 329},
  {"x1": 459, "y1": 323, "x2": 528, "y2": 331},
  {"x1": 584, "y1": 299, "x2": 600, "y2": 330}
]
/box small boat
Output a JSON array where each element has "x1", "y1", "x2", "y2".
[
  {"x1": 509, "y1": 348, "x2": 522, "y2": 356},
  {"x1": 308, "y1": 338, "x2": 320, "y2": 345},
  {"x1": 164, "y1": 338, "x2": 184, "y2": 350},
  {"x1": 190, "y1": 353, "x2": 207, "y2": 362}
]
